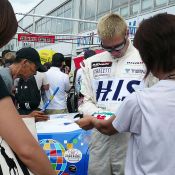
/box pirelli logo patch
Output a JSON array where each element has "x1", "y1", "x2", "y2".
[{"x1": 91, "y1": 62, "x2": 112, "y2": 69}]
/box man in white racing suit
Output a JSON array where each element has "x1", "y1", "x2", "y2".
[{"x1": 78, "y1": 13, "x2": 147, "y2": 175}]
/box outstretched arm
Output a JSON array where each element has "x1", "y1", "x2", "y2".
[
  {"x1": 76, "y1": 115, "x2": 117, "y2": 136},
  {"x1": 0, "y1": 97, "x2": 56, "y2": 175},
  {"x1": 28, "y1": 110, "x2": 49, "y2": 122}
]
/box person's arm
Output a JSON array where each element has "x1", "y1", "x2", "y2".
[
  {"x1": 0, "y1": 97, "x2": 56, "y2": 175},
  {"x1": 77, "y1": 92, "x2": 142, "y2": 136},
  {"x1": 76, "y1": 115, "x2": 117, "y2": 135},
  {"x1": 24, "y1": 110, "x2": 49, "y2": 122}
]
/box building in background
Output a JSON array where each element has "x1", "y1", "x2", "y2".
[{"x1": 1, "y1": 0, "x2": 175, "y2": 68}]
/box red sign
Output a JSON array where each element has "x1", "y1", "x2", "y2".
[{"x1": 18, "y1": 33, "x2": 55, "y2": 43}]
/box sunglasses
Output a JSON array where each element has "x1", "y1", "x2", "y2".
[{"x1": 101, "y1": 38, "x2": 126, "y2": 53}]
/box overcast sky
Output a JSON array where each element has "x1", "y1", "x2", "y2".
[{"x1": 9, "y1": 0, "x2": 41, "y2": 20}]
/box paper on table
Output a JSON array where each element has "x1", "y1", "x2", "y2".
[
  {"x1": 49, "y1": 113, "x2": 80, "y2": 123},
  {"x1": 36, "y1": 113, "x2": 81, "y2": 133}
]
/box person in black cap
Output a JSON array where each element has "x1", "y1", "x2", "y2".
[
  {"x1": 15, "y1": 47, "x2": 46, "y2": 74},
  {"x1": 0, "y1": 47, "x2": 45, "y2": 92},
  {"x1": 0, "y1": 47, "x2": 46, "y2": 93},
  {"x1": 0, "y1": 47, "x2": 48, "y2": 121}
]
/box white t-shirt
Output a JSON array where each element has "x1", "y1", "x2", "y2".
[
  {"x1": 112, "y1": 80, "x2": 175, "y2": 175},
  {"x1": 34, "y1": 71, "x2": 49, "y2": 90},
  {"x1": 45, "y1": 67, "x2": 70, "y2": 109},
  {"x1": 34, "y1": 72, "x2": 49, "y2": 108}
]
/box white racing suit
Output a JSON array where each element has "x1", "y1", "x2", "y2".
[{"x1": 79, "y1": 41, "x2": 146, "y2": 175}]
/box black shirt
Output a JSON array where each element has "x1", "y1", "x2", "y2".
[{"x1": 0, "y1": 75, "x2": 10, "y2": 99}]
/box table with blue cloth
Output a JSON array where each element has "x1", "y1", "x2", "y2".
[{"x1": 36, "y1": 113, "x2": 91, "y2": 175}]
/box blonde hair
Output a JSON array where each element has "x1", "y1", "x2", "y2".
[
  {"x1": 97, "y1": 13, "x2": 127, "y2": 39},
  {"x1": 5, "y1": 52, "x2": 15, "y2": 61}
]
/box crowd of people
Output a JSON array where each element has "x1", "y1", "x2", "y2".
[
  {"x1": 1, "y1": 0, "x2": 175, "y2": 175},
  {"x1": 0, "y1": 46, "x2": 97, "y2": 119}
]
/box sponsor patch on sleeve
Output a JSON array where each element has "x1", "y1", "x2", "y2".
[{"x1": 91, "y1": 62, "x2": 112, "y2": 78}]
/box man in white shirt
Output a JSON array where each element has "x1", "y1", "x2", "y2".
[{"x1": 44, "y1": 53, "x2": 70, "y2": 114}]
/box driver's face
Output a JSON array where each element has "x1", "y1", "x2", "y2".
[{"x1": 101, "y1": 34, "x2": 128, "y2": 58}]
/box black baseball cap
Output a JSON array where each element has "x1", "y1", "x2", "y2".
[{"x1": 16, "y1": 47, "x2": 46, "y2": 72}]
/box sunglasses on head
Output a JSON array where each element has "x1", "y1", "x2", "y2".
[{"x1": 101, "y1": 38, "x2": 126, "y2": 53}]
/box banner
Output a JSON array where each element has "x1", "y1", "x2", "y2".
[
  {"x1": 18, "y1": 33, "x2": 55, "y2": 43},
  {"x1": 36, "y1": 113, "x2": 91, "y2": 175}
]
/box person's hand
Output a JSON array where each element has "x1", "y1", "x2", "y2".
[
  {"x1": 29, "y1": 111, "x2": 49, "y2": 122},
  {"x1": 75, "y1": 115, "x2": 94, "y2": 130}
]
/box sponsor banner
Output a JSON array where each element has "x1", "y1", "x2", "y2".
[
  {"x1": 36, "y1": 113, "x2": 91, "y2": 175},
  {"x1": 18, "y1": 33, "x2": 55, "y2": 43}
]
